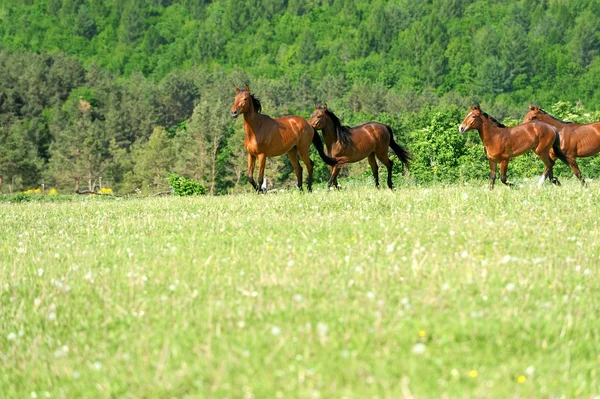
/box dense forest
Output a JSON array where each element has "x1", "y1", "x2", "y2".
[{"x1": 2, "y1": 0, "x2": 600, "y2": 194}]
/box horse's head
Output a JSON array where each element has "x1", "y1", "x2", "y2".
[
  {"x1": 231, "y1": 84, "x2": 252, "y2": 118},
  {"x1": 458, "y1": 105, "x2": 483, "y2": 134},
  {"x1": 309, "y1": 103, "x2": 328, "y2": 130},
  {"x1": 522, "y1": 104, "x2": 542, "y2": 124}
]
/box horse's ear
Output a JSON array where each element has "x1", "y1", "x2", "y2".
[
  {"x1": 474, "y1": 104, "x2": 481, "y2": 110},
  {"x1": 535, "y1": 105, "x2": 540, "y2": 111},
  {"x1": 234, "y1": 85, "x2": 240, "y2": 94},
  {"x1": 469, "y1": 106, "x2": 474, "y2": 111},
  {"x1": 244, "y1": 84, "x2": 250, "y2": 92},
  {"x1": 314, "y1": 103, "x2": 318, "y2": 110},
  {"x1": 529, "y1": 104, "x2": 535, "y2": 110},
  {"x1": 323, "y1": 103, "x2": 328, "y2": 111}
]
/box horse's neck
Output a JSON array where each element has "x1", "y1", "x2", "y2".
[
  {"x1": 479, "y1": 119, "x2": 504, "y2": 146},
  {"x1": 243, "y1": 106, "x2": 263, "y2": 140},
  {"x1": 322, "y1": 119, "x2": 338, "y2": 149},
  {"x1": 539, "y1": 115, "x2": 564, "y2": 128}
]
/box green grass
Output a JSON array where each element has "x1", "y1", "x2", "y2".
[{"x1": 1, "y1": 180, "x2": 600, "y2": 398}]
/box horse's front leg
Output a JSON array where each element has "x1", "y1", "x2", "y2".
[
  {"x1": 327, "y1": 148, "x2": 340, "y2": 189},
  {"x1": 247, "y1": 153, "x2": 259, "y2": 191},
  {"x1": 256, "y1": 153, "x2": 267, "y2": 193},
  {"x1": 488, "y1": 159, "x2": 497, "y2": 190}
]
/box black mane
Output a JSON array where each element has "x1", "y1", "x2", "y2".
[
  {"x1": 481, "y1": 111, "x2": 506, "y2": 128},
  {"x1": 323, "y1": 108, "x2": 352, "y2": 146},
  {"x1": 242, "y1": 90, "x2": 262, "y2": 114}
]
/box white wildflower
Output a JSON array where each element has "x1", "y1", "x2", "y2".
[{"x1": 412, "y1": 343, "x2": 427, "y2": 355}]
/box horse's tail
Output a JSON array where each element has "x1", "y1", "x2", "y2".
[
  {"x1": 386, "y1": 125, "x2": 412, "y2": 170},
  {"x1": 552, "y1": 128, "x2": 570, "y2": 166},
  {"x1": 311, "y1": 127, "x2": 338, "y2": 166}
]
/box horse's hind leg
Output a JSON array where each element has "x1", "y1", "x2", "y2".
[
  {"x1": 565, "y1": 156, "x2": 585, "y2": 186},
  {"x1": 287, "y1": 147, "x2": 303, "y2": 191},
  {"x1": 499, "y1": 160, "x2": 513, "y2": 188},
  {"x1": 298, "y1": 148, "x2": 314, "y2": 192},
  {"x1": 375, "y1": 151, "x2": 394, "y2": 189},
  {"x1": 368, "y1": 153, "x2": 380, "y2": 188},
  {"x1": 536, "y1": 151, "x2": 557, "y2": 187}
]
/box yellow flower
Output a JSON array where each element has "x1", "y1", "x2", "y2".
[
  {"x1": 49, "y1": 189, "x2": 57, "y2": 195},
  {"x1": 517, "y1": 375, "x2": 526, "y2": 383},
  {"x1": 419, "y1": 330, "x2": 426, "y2": 337},
  {"x1": 548, "y1": 284, "x2": 553, "y2": 289},
  {"x1": 469, "y1": 370, "x2": 478, "y2": 378},
  {"x1": 101, "y1": 187, "x2": 114, "y2": 195}
]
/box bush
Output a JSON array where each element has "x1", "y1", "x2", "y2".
[{"x1": 168, "y1": 174, "x2": 206, "y2": 196}]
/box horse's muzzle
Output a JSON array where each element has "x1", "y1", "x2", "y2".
[
  {"x1": 231, "y1": 110, "x2": 240, "y2": 118},
  {"x1": 458, "y1": 126, "x2": 467, "y2": 134}
]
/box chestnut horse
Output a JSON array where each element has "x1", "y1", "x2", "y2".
[
  {"x1": 459, "y1": 105, "x2": 571, "y2": 190},
  {"x1": 230, "y1": 85, "x2": 337, "y2": 192},
  {"x1": 522, "y1": 105, "x2": 600, "y2": 185},
  {"x1": 308, "y1": 104, "x2": 411, "y2": 189}
]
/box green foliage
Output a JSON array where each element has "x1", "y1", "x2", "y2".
[
  {"x1": 3, "y1": 1, "x2": 600, "y2": 193},
  {"x1": 168, "y1": 173, "x2": 206, "y2": 196}
]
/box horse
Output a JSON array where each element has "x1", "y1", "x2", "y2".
[
  {"x1": 308, "y1": 104, "x2": 411, "y2": 189},
  {"x1": 458, "y1": 104, "x2": 572, "y2": 190},
  {"x1": 522, "y1": 105, "x2": 600, "y2": 186},
  {"x1": 230, "y1": 85, "x2": 337, "y2": 192}
]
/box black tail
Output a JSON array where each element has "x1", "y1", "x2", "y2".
[
  {"x1": 386, "y1": 125, "x2": 411, "y2": 170},
  {"x1": 552, "y1": 129, "x2": 570, "y2": 166},
  {"x1": 311, "y1": 127, "x2": 337, "y2": 166}
]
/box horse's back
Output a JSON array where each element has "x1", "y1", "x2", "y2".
[
  {"x1": 350, "y1": 122, "x2": 389, "y2": 139},
  {"x1": 516, "y1": 121, "x2": 557, "y2": 139},
  {"x1": 276, "y1": 115, "x2": 312, "y2": 132}
]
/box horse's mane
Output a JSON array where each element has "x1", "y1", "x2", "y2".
[
  {"x1": 241, "y1": 90, "x2": 262, "y2": 114},
  {"x1": 481, "y1": 111, "x2": 506, "y2": 128},
  {"x1": 539, "y1": 109, "x2": 573, "y2": 124},
  {"x1": 323, "y1": 108, "x2": 352, "y2": 147}
]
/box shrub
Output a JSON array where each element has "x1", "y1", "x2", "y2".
[{"x1": 168, "y1": 174, "x2": 206, "y2": 196}]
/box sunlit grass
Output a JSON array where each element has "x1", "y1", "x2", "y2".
[{"x1": 1, "y1": 180, "x2": 599, "y2": 398}]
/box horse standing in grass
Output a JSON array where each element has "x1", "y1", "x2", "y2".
[
  {"x1": 230, "y1": 85, "x2": 337, "y2": 192},
  {"x1": 459, "y1": 105, "x2": 572, "y2": 190},
  {"x1": 522, "y1": 105, "x2": 600, "y2": 186},
  {"x1": 308, "y1": 104, "x2": 411, "y2": 189}
]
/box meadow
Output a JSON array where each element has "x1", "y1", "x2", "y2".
[{"x1": 2, "y1": 180, "x2": 600, "y2": 398}]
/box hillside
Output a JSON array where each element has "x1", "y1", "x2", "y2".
[{"x1": 2, "y1": 0, "x2": 600, "y2": 193}]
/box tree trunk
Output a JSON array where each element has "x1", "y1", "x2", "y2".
[
  {"x1": 210, "y1": 134, "x2": 218, "y2": 195},
  {"x1": 75, "y1": 177, "x2": 80, "y2": 192}
]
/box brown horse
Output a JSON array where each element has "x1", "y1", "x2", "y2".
[
  {"x1": 230, "y1": 85, "x2": 337, "y2": 192},
  {"x1": 522, "y1": 105, "x2": 600, "y2": 185},
  {"x1": 308, "y1": 104, "x2": 411, "y2": 189},
  {"x1": 458, "y1": 105, "x2": 572, "y2": 190}
]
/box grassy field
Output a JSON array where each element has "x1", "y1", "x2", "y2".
[{"x1": 1, "y1": 180, "x2": 600, "y2": 398}]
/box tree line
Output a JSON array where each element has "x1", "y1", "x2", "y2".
[{"x1": 2, "y1": 0, "x2": 600, "y2": 193}]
